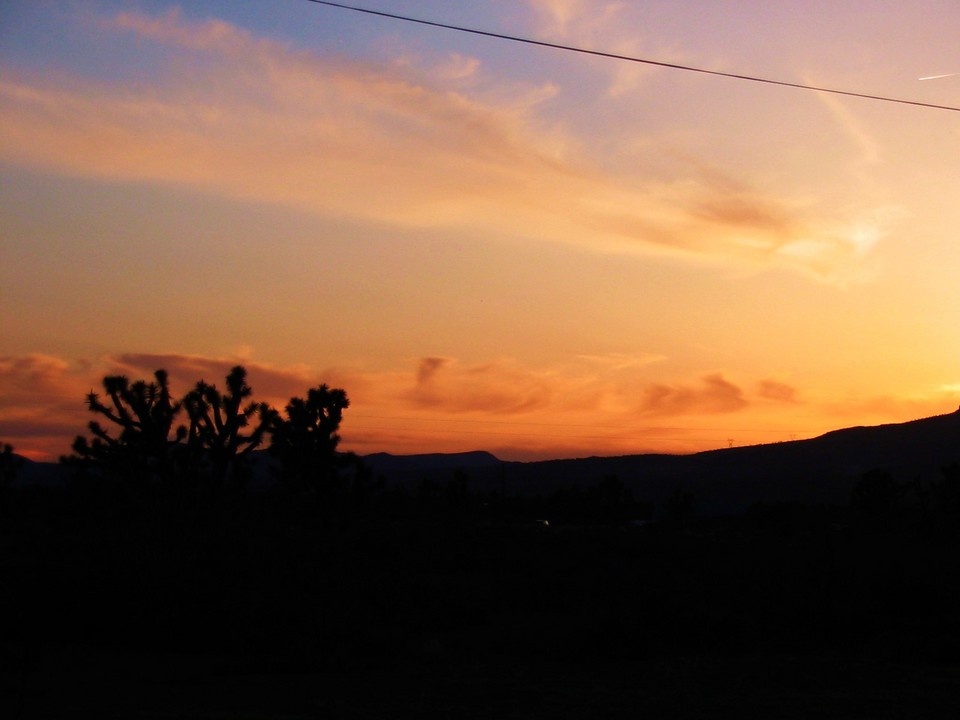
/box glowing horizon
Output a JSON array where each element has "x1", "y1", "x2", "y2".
[{"x1": 2, "y1": 1, "x2": 959, "y2": 462}]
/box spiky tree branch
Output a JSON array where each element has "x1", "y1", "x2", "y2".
[
  {"x1": 66, "y1": 369, "x2": 185, "y2": 482},
  {"x1": 183, "y1": 366, "x2": 277, "y2": 489},
  {"x1": 270, "y1": 384, "x2": 350, "y2": 491}
]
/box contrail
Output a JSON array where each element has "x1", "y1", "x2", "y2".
[{"x1": 919, "y1": 73, "x2": 957, "y2": 81}]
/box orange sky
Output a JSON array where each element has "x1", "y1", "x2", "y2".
[{"x1": 2, "y1": 1, "x2": 959, "y2": 461}]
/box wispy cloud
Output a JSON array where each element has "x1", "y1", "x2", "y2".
[
  {"x1": 524, "y1": 0, "x2": 687, "y2": 98},
  {"x1": 639, "y1": 374, "x2": 748, "y2": 416},
  {"x1": 404, "y1": 357, "x2": 557, "y2": 414},
  {"x1": 108, "y1": 8, "x2": 247, "y2": 50},
  {"x1": 757, "y1": 379, "x2": 799, "y2": 403},
  {"x1": 111, "y1": 353, "x2": 367, "y2": 408},
  {"x1": 0, "y1": 355, "x2": 96, "y2": 459},
  {"x1": 431, "y1": 52, "x2": 482, "y2": 81},
  {"x1": 0, "y1": 8, "x2": 879, "y2": 285},
  {"x1": 526, "y1": 0, "x2": 592, "y2": 37}
]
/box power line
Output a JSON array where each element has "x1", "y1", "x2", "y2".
[{"x1": 305, "y1": 0, "x2": 960, "y2": 113}]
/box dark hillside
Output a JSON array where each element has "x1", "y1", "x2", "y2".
[
  {"x1": 363, "y1": 410, "x2": 960, "y2": 514},
  {"x1": 15, "y1": 410, "x2": 960, "y2": 514}
]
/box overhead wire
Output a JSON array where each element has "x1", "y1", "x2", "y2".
[
  {"x1": 305, "y1": 0, "x2": 960, "y2": 113},
  {"x1": 300, "y1": 0, "x2": 929, "y2": 451}
]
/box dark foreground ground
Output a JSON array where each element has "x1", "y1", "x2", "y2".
[
  {"x1": 13, "y1": 644, "x2": 960, "y2": 719},
  {"x1": 4, "y1": 476, "x2": 960, "y2": 718}
]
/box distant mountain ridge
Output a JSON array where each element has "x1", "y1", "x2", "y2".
[
  {"x1": 13, "y1": 410, "x2": 960, "y2": 513},
  {"x1": 362, "y1": 410, "x2": 960, "y2": 513},
  {"x1": 361, "y1": 450, "x2": 501, "y2": 472}
]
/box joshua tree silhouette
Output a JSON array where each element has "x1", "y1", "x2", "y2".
[
  {"x1": 270, "y1": 384, "x2": 350, "y2": 492},
  {"x1": 63, "y1": 365, "x2": 357, "y2": 494},
  {"x1": 183, "y1": 366, "x2": 277, "y2": 489},
  {"x1": 67, "y1": 370, "x2": 185, "y2": 483}
]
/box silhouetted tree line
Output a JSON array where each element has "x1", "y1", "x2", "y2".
[{"x1": 60, "y1": 365, "x2": 353, "y2": 496}]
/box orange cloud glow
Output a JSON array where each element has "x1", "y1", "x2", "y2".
[
  {"x1": 4, "y1": 351, "x2": 954, "y2": 463},
  {"x1": 0, "y1": 7, "x2": 890, "y2": 285},
  {"x1": 639, "y1": 373, "x2": 748, "y2": 416},
  {"x1": 3, "y1": 4, "x2": 958, "y2": 465}
]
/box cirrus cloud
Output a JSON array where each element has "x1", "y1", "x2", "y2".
[{"x1": 0, "y1": 7, "x2": 882, "y2": 285}]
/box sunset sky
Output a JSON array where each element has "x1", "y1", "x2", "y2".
[{"x1": 2, "y1": 1, "x2": 959, "y2": 462}]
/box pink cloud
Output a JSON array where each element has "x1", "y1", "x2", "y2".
[
  {"x1": 109, "y1": 353, "x2": 362, "y2": 411},
  {"x1": 0, "y1": 355, "x2": 97, "y2": 459},
  {"x1": 107, "y1": 8, "x2": 257, "y2": 54}
]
